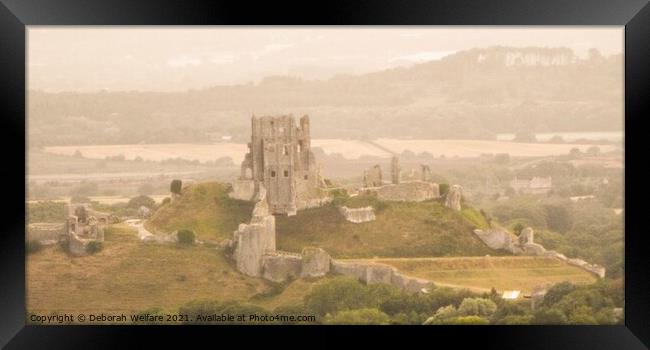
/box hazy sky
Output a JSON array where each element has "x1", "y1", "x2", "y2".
[{"x1": 28, "y1": 26, "x2": 623, "y2": 92}]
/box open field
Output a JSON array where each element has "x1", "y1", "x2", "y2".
[
  {"x1": 26, "y1": 224, "x2": 270, "y2": 317},
  {"x1": 344, "y1": 256, "x2": 597, "y2": 294},
  {"x1": 44, "y1": 143, "x2": 249, "y2": 165},
  {"x1": 374, "y1": 139, "x2": 618, "y2": 158},
  {"x1": 42, "y1": 138, "x2": 620, "y2": 169}
]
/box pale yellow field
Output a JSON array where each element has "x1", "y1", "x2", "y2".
[
  {"x1": 343, "y1": 256, "x2": 597, "y2": 294},
  {"x1": 375, "y1": 138, "x2": 618, "y2": 158},
  {"x1": 44, "y1": 143, "x2": 249, "y2": 164}
]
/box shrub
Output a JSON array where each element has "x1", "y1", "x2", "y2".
[
  {"x1": 439, "y1": 183, "x2": 450, "y2": 197},
  {"x1": 329, "y1": 188, "x2": 350, "y2": 207},
  {"x1": 161, "y1": 197, "x2": 171, "y2": 205},
  {"x1": 86, "y1": 241, "x2": 103, "y2": 254},
  {"x1": 177, "y1": 229, "x2": 195, "y2": 245},
  {"x1": 127, "y1": 195, "x2": 156, "y2": 210},
  {"x1": 170, "y1": 179, "x2": 183, "y2": 195}
]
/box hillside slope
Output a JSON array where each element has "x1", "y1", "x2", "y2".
[
  {"x1": 146, "y1": 182, "x2": 253, "y2": 242},
  {"x1": 276, "y1": 195, "x2": 496, "y2": 258},
  {"x1": 148, "y1": 181, "x2": 498, "y2": 258}
]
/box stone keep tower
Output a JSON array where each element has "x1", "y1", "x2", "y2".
[{"x1": 238, "y1": 115, "x2": 321, "y2": 215}]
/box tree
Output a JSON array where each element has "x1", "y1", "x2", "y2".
[
  {"x1": 323, "y1": 308, "x2": 390, "y2": 325},
  {"x1": 449, "y1": 315, "x2": 490, "y2": 325},
  {"x1": 177, "y1": 229, "x2": 195, "y2": 245},
  {"x1": 439, "y1": 184, "x2": 450, "y2": 197},
  {"x1": 541, "y1": 282, "x2": 576, "y2": 308},
  {"x1": 569, "y1": 148, "x2": 581, "y2": 158},
  {"x1": 532, "y1": 307, "x2": 568, "y2": 324},
  {"x1": 304, "y1": 276, "x2": 372, "y2": 316},
  {"x1": 512, "y1": 222, "x2": 525, "y2": 236},
  {"x1": 543, "y1": 204, "x2": 573, "y2": 232},
  {"x1": 586, "y1": 146, "x2": 601, "y2": 157},
  {"x1": 457, "y1": 298, "x2": 497, "y2": 317},
  {"x1": 170, "y1": 179, "x2": 183, "y2": 195}
]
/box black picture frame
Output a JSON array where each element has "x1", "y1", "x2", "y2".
[{"x1": 1, "y1": 0, "x2": 648, "y2": 348}]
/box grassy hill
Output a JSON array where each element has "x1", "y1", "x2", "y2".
[
  {"x1": 147, "y1": 182, "x2": 497, "y2": 258},
  {"x1": 276, "y1": 195, "x2": 495, "y2": 258},
  {"x1": 146, "y1": 182, "x2": 253, "y2": 242}
]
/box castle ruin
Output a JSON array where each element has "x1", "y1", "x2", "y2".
[{"x1": 231, "y1": 115, "x2": 327, "y2": 215}]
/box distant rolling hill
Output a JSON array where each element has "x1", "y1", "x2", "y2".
[{"x1": 28, "y1": 46, "x2": 622, "y2": 147}]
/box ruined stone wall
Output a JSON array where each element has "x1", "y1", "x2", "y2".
[
  {"x1": 401, "y1": 164, "x2": 432, "y2": 182},
  {"x1": 376, "y1": 181, "x2": 440, "y2": 202},
  {"x1": 363, "y1": 165, "x2": 383, "y2": 187},
  {"x1": 444, "y1": 185, "x2": 463, "y2": 211},
  {"x1": 473, "y1": 226, "x2": 606, "y2": 278},
  {"x1": 260, "y1": 248, "x2": 331, "y2": 282},
  {"x1": 233, "y1": 186, "x2": 276, "y2": 277},
  {"x1": 262, "y1": 252, "x2": 302, "y2": 283},
  {"x1": 339, "y1": 206, "x2": 376, "y2": 223},
  {"x1": 331, "y1": 260, "x2": 433, "y2": 293}
]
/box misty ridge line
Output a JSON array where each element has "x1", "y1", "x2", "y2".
[
  {"x1": 27, "y1": 46, "x2": 623, "y2": 147},
  {"x1": 27, "y1": 45, "x2": 621, "y2": 94}
]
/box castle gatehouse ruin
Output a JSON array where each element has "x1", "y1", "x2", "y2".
[{"x1": 230, "y1": 115, "x2": 329, "y2": 215}]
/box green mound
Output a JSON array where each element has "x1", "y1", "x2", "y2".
[
  {"x1": 146, "y1": 182, "x2": 253, "y2": 242},
  {"x1": 147, "y1": 182, "x2": 498, "y2": 258},
  {"x1": 276, "y1": 195, "x2": 497, "y2": 258}
]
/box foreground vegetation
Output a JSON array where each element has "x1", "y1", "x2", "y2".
[{"x1": 174, "y1": 276, "x2": 622, "y2": 325}]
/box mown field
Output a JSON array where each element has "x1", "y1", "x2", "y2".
[{"x1": 348, "y1": 256, "x2": 597, "y2": 294}]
